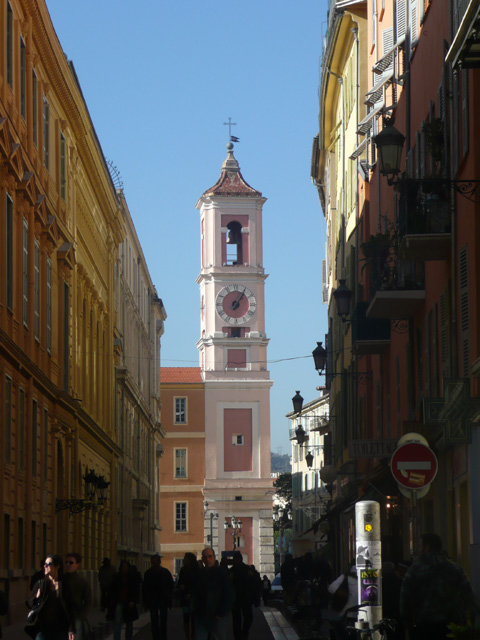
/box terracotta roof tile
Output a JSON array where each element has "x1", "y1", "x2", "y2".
[
  {"x1": 160, "y1": 367, "x2": 203, "y2": 384},
  {"x1": 204, "y1": 170, "x2": 261, "y2": 197}
]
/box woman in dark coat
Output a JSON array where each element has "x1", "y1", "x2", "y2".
[
  {"x1": 176, "y1": 552, "x2": 200, "y2": 640},
  {"x1": 110, "y1": 560, "x2": 140, "y2": 640},
  {"x1": 27, "y1": 554, "x2": 70, "y2": 640}
]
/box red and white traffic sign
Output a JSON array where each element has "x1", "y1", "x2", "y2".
[{"x1": 390, "y1": 442, "x2": 438, "y2": 489}]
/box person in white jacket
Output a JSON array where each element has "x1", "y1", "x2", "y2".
[{"x1": 328, "y1": 566, "x2": 358, "y2": 619}]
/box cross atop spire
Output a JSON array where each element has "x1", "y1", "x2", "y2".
[{"x1": 223, "y1": 117, "x2": 240, "y2": 143}]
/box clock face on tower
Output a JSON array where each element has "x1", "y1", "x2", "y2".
[{"x1": 216, "y1": 284, "x2": 257, "y2": 325}]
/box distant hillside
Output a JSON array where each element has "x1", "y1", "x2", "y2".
[{"x1": 271, "y1": 452, "x2": 291, "y2": 474}]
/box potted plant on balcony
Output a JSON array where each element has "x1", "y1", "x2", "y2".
[{"x1": 360, "y1": 222, "x2": 399, "y2": 292}]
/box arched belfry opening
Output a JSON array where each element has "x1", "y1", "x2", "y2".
[{"x1": 226, "y1": 221, "x2": 243, "y2": 265}]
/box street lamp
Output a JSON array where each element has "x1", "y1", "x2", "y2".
[
  {"x1": 292, "y1": 390, "x2": 304, "y2": 415},
  {"x1": 224, "y1": 516, "x2": 243, "y2": 550},
  {"x1": 312, "y1": 342, "x2": 327, "y2": 373},
  {"x1": 333, "y1": 279, "x2": 353, "y2": 322},
  {"x1": 373, "y1": 118, "x2": 406, "y2": 185},
  {"x1": 56, "y1": 469, "x2": 110, "y2": 515},
  {"x1": 204, "y1": 501, "x2": 219, "y2": 547},
  {"x1": 374, "y1": 118, "x2": 480, "y2": 200}
]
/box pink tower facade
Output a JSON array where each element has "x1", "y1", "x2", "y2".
[{"x1": 196, "y1": 143, "x2": 274, "y2": 575}]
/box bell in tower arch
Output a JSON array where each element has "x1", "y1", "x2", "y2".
[{"x1": 226, "y1": 221, "x2": 243, "y2": 265}]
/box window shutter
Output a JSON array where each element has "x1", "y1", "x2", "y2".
[
  {"x1": 396, "y1": 0, "x2": 407, "y2": 41},
  {"x1": 459, "y1": 247, "x2": 469, "y2": 376},
  {"x1": 461, "y1": 69, "x2": 469, "y2": 158},
  {"x1": 417, "y1": 328, "x2": 424, "y2": 395},
  {"x1": 415, "y1": 131, "x2": 420, "y2": 178},
  {"x1": 424, "y1": 314, "x2": 431, "y2": 396},
  {"x1": 440, "y1": 289, "x2": 451, "y2": 382},
  {"x1": 410, "y1": 0, "x2": 418, "y2": 47},
  {"x1": 420, "y1": 123, "x2": 426, "y2": 178}
]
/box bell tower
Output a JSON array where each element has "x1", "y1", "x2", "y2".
[{"x1": 196, "y1": 142, "x2": 274, "y2": 575}]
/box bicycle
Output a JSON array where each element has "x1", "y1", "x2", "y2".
[{"x1": 346, "y1": 616, "x2": 397, "y2": 640}]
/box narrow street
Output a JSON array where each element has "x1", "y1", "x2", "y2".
[
  {"x1": 127, "y1": 606, "x2": 297, "y2": 640},
  {"x1": 2, "y1": 605, "x2": 298, "y2": 640}
]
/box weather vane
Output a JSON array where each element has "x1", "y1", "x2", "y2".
[{"x1": 223, "y1": 117, "x2": 240, "y2": 143}]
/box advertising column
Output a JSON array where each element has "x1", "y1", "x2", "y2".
[{"x1": 355, "y1": 501, "x2": 382, "y2": 632}]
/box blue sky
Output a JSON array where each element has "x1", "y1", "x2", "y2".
[{"x1": 45, "y1": 0, "x2": 330, "y2": 454}]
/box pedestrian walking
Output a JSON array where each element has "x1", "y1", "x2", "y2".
[
  {"x1": 176, "y1": 552, "x2": 199, "y2": 640},
  {"x1": 142, "y1": 554, "x2": 174, "y2": 640},
  {"x1": 280, "y1": 554, "x2": 296, "y2": 607},
  {"x1": 25, "y1": 554, "x2": 71, "y2": 640},
  {"x1": 400, "y1": 533, "x2": 474, "y2": 640},
  {"x1": 98, "y1": 558, "x2": 116, "y2": 619},
  {"x1": 261, "y1": 575, "x2": 271, "y2": 606},
  {"x1": 191, "y1": 547, "x2": 234, "y2": 640},
  {"x1": 111, "y1": 560, "x2": 140, "y2": 640},
  {"x1": 229, "y1": 552, "x2": 256, "y2": 640},
  {"x1": 62, "y1": 553, "x2": 92, "y2": 640},
  {"x1": 328, "y1": 565, "x2": 358, "y2": 618},
  {"x1": 0, "y1": 588, "x2": 8, "y2": 639}
]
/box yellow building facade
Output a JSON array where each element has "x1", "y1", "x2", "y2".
[
  {"x1": 311, "y1": 1, "x2": 368, "y2": 568},
  {"x1": 0, "y1": 0, "x2": 133, "y2": 622}
]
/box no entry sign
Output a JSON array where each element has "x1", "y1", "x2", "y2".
[{"x1": 390, "y1": 442, "x2": 438, "y2": 489}]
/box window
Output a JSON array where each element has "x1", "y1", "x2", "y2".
[
  {"x1": 63, "y1": 282, "x2": 69, "y2": 391},
  {"x1": 4, "y1": 376, "x2": 12, "y2": 464},
  {"x1": 32, "y1": 70, "x2": 38, "y2": 145},
  {"x1": 6, "y1": 2, "x2": 13, "y2": 87},
  {"x1": 175, "y1": 449, "x2": 187, "y2": 478},
  {"x1": 232, "y1": 434, "x2": 244, "y2": 446},
  {"x1": 175, "y1": 502, "x2": 187, "y2": 532},
  {"x1": 31, "y1": 520, "x2": 36, "y2": 567},
  {"x1": 32, "y1": 399, "x2": 37, "y2": 476},
  {"x1": 18, "y1": 517, "x2": 24, "y2": 567},
  {"x1": 174, "y1": 397, "x2": 187, "y2": 424},
  {"x1": 34, "y1": 239, "x2": 40, "y2": 340},
  {"x1": 226, "y1": 349, "x2": 247, "y2": 369},
  {"x1": 23, "y1": 217, "x2": 28, "y2": 325},
  {"x1": 174, "y1": 558, "x2": 183, "y2": 578},
  {"x1": 4, "y1": 514, "x2": 10, "y2": 570},
  {"x1": 42, "y1": 523, "x2": 47, "y2": 560},
  {"x1": 20, "y1": 37, "x2": 26, "y2": 118},
  {"x1": 60, "y1": 133, "x2": 66, "y2": 199},
  {"x1": 6, "y1": 193, "x2": 13, "y2": 309},
  {"x1": 42, "y1": 96, "x2": 49, "y2": 168},
  {"x1": 19, "y1": 389, "x2": 25, "y2": 471},
  {"x1": 43, "y1": 409, "x2": 48, "y2": 482},
  {"x1": 46, "y1": 257, "x2": 52, "y2": 352}
]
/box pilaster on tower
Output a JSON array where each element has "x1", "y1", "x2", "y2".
[{"x1": 195, "y1": 142, "x2": 274, "y2": 577}]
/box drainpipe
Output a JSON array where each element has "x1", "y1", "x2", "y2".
[{"x1": 449, "y1": 66, "x2": 458, "y2": 379}]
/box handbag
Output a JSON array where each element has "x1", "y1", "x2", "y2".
[
  {"x1": 25, "y1": 593, "x2": 46, "y2": 638},
  {"x1": 26, "y1": 600, "x2": 42, "y2": 624}
]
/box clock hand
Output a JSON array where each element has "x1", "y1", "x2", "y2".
[{"x1": 231, "y1": 290, "x2": 246, "y2": 310}]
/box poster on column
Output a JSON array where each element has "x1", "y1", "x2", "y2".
[
  {"x1": 355, "y1": 541, "x2": 381, "y2": 569},
  {"x1": 360, "y1": 569, "x2": 380, "y2": 605}
]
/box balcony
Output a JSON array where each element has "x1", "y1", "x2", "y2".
[
  {"x1": 446, "y1": 0, "x2": 480, "y2": 68},
  {"x1": 363, "y1": 241, "x2": 425, "y2": 319},
  {"x1": 397, "y1": 180, "x2": 451, "y2": 261},
  {"x1": 352, "y1": 302, "x2": 391, "y2": 355}
]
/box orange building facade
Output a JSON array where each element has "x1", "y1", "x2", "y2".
[
  {"x1": 0, "y1": 0, "x2": 165, "y2": 628},
  {"x1": 314, "y1": 0, "x2": 480, "y2": 591},
  {"x1": 159, "y1": 368, "x2": 206, "y2": 577}
]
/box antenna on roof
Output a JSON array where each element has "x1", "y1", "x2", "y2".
[{"x1": 106, "y1": 159, "x2": 124, "y2": 191}]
